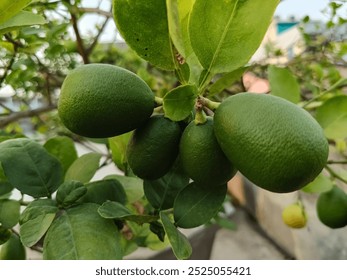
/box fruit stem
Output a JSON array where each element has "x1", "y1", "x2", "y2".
[
  {"x1": 199, "y1": 96, "x2": 221, "y2": 111},
  {"x1": 325, "y1": 165, "x2": 347, "y2": 184},
  {"x1": 194, "y1": 105, "x2": 207, "y2": 125},
  {"x1": 327, "y1": 160, "x2": 347, "y2": 164},
  {"x1": 154, "y1": 96, "x2": 163, "y2": 106}
]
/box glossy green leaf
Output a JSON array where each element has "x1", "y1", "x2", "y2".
[
  {"x1": 81, "y1": 179, "x2": 126, "y2": 205},
  {"x1": 207, "y1": 67, "x2": 247, "y2": 97},
  {"x1": 144, "y1": 162, "x2": 189, "y2": 210},
  {"x1": 0, "y1": 11, "x2": 46, "y2": 35},
  {"x1": 0, "y1": 0, "x2": 32, "y2": 25},
  {"x1": 19, "y1": 199, "x2": 58, "y2": 247},
  {"x1": 268, "y1": 65, "x2": 301, "y2": 103},
  {"x1": 98, "y1": 201, "x2": 158, "y2": 224},
  {"x1": 316, "y1": 96, "x2": 347, "y2": 139},
  {"x1": 0, "y1": 200, "x2": 20, "y2": 229},
  {"x1": 167, "y1": 0, "x2": 202, "y2": 84},
  {"x1": 56, "y1": 181, "x2": 87, "y2": 208},
  {"x1": 44, "y1": 136, "x2": 78, "y2": 174},
  {"x1": 163, "y1": 84, "x2": 198, "y2": 121},
  {"x1": 149, "y1": 221, "x2": 166, "y2": 242},
  {"x1": 104, "y1": 175, "x2": 144, "y2": 203},
  {"x1": 0, "y1": 139, "x2": 63, "y2": 198},
  {"x1": 174, "y1": 183, "x2": 227, "y2": 228},
  {"x1": 43, "y1": 203, "x2": 122, "y2": 260},
  {"x1": 302, "y1": 174, "x2": 334, "y2": 193},
  {"x1": 65, "y1": 153, "x2": 101, "y2": 183},
  {"x1": 189, "y1": 0, "x2": 279, "y2": 74},
  {"x1": 113, "y1": 0, "x2": 175, "y2": 70},
  {"x1": 160, "y1": 212, "x2": 192, "y2": 260},
  {"x1": 0, "y1": 227, "x2": 11, "y2": 245},
  {"x1": 109, "y1": 132, "x2": 131, "y2": 172},
  {"x1": 166, "y1": 0, "x2": 194, "y2": 59}
]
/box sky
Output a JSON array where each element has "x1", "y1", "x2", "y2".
[{"x1": 275, "y1": 0, "x2": 337, "y2": 21}]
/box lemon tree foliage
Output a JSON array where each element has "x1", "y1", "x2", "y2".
[{"x1": 0, "y1": 0, "x2": 347, "y2": 260}]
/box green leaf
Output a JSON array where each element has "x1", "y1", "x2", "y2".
[
  {"x1": 189, "y1": 0, "x2": 279, "y2": 74},
  {"x1": 0, "y1": 11, "x2": 46, "y2": 35},
  {"x1": 149, "y1": 221, "x2": 166, "y2": 242},
  {"x1": 98, "y1": 201, "x2": 158, "y2": 224},
  {"x1": 65, "y1": 153, "x2": 101, "y2": 183},
  {"x1": 213, "y1": 216, "x2": 237, "y2": 230},
  {"x1": 81, "y1": 179, "x2": 127, "y2": 205},
  {"x1": 207, "y1": 67, "x2": 248, "y2": 97},
  {"x1": 0, "y1": 139, "x2": 63, "y2": 198},
  {"x1": 0, "y1": 200, "x2": 20, "y2": 229},
  {"x1": 166, "y1": 0, "x2": 195, "y2": 59},
  {"x1": 160, "y1": 212, "x2": 192, "y2": 260},
  {"x1": 44, "y1": 136, "x2": 78, "y2": 174},
  {"x1": 166, "y1": 0, "x2": 203, "y2": 84},
  {"x1": 56, "y1": 181, "x2": 87, "y2": 208},
  {"x1": 144, "y1": 162, "x2": 189, "y2": 210},
  {"x1": 113, "y1": 0, "x2": 175, "y2": 70},
  {"x1": 0, "y1": 0, "x2": 32, "y2": 25},
  {"x1": 0, "y1": 227, "x2": 11, "y2": 245},
  {"x1": 21, "y1": 214, "x2": 56, "y2": 248},
  {"x1": 109, "y1": 132, "x2": 131, "y2": 172},
  {"x1": 316, "y1": 96, "x2": 347, "y2": 139},
  {"x1": 174, "y1": 183, "x2": 227, "y2": 228},
  {"x1": 0, "y1": 164, "x2": 13, "y2": 197},
  {"x1": 104, "y1": 175, "x2": 144, "y2": 203},
  {"x1": 19, "y1": 199, "x2": 58, "y2": 247},
  {"x1": 268, "y1": 65, "x2": 301, "y2": 103},
  {"x1": 163, "y1": 84, "x2": 198, "y2": 121},
  {"x1": 302, "y1": 173, "x2": 334, "y2": 194},
  {"x1": 43, "y1": 203, "x2": 122, "y2": 260}
]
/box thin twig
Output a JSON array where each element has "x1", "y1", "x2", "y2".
[
  {"x1": 86, "y1": 13, "x2": 111, "y2": 55},
  {"x1": 79, "y1": 7, "x2": 112, "y2": 18},
  {"x1": 0, "y1": 104, "x2": 57, "y2": 128},
  {"x1": 70, "y1": 12, "x2": 89, "y2": 64}
]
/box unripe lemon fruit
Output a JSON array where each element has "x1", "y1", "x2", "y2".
[
  {"x1": 126, "y1": 115, "x2": 181, "y2": 180},
  {"x1": 282, "y1": 203, "x2": 307, "y2": 229},
  {"x1": 316, "y1": 186, "x2": 347, "y2": 229},
  {"x1": 179, "y1": 117, "x2": 236, "y2": 185},
  {"x1": 58, "y1": 64, "x2": 155, "y2": 138},
  {"x1": 214, "y1": 93, "x2": 329, "y2": 193}
]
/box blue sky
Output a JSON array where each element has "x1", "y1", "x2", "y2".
[{"x1": 275, "y1": 0, "x2": 339, "y2": 20}]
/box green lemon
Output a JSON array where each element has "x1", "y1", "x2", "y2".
[
  {"x1": 282, "y1": 203, "x2": 307, "y2": 229},
  {"x1": 179, "y1": 117, "x2": 236, "y2": 185},
  {"x1": 58, "y1": 64, "x2": 155, "y2": 138},
  {"x1": 0, "y1": 234, "x2": 26, "y2": 260},
  {"x1": 317, "y1": 186, "x2": 347, "y2": 229},
  {"x1": 126, "y1": 115, "x2": 181, "y2": 180},
  {"x1": 214, "y1": 93, "x2": 329, "y2": 193}
]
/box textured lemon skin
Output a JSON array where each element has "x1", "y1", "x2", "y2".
[
  {"x1": 282, "y1": 204, "x2": 307, "y2": 229},
  {"x1": 180, "y1": 117, "x2": 236, "y2": 185},
  {"x1": 126, "y1": 115, "x2": 181, "y2": 180},
  {"x1": 317, "y1": 186, "x2": 347, "y2": 229},
  {"x1": 214, "y1": 93, "x2": 329, "y2": 193},
  {"x1": 58, "y1": 64, "x2": 155, "y2": 138}
]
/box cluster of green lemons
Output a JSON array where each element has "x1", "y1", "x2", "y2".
[
  {"x1": 57, "y1": 64, "x2": 346, "y2": 230},
  {"x1": 58, "y1": 64, "x2": 328, "y2": 191}
]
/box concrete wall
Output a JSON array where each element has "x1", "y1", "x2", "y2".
[{"x1": 228, "y1": 173, "x2": 347, "y2": 260}]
